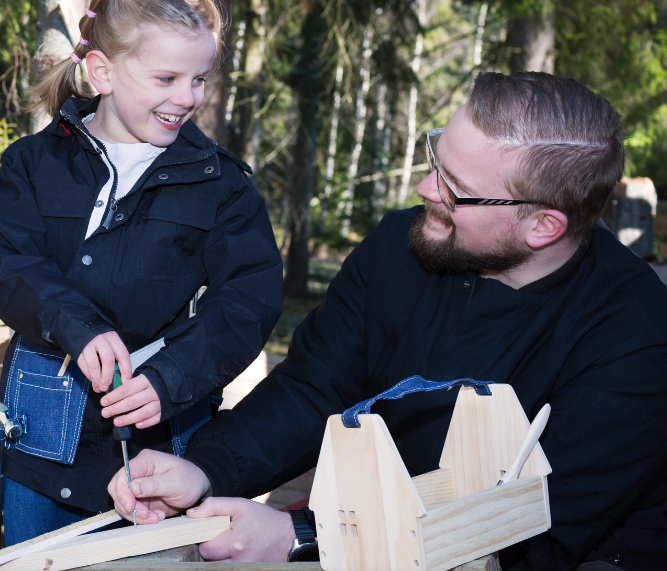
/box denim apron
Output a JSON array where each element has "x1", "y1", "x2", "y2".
[{"x1": 3, "y1": 335, "x2": 217, "y2": 464}]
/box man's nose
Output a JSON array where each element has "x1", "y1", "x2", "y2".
[{"x1": 417, "y1": 170, "x2": 442, "y2": 204}]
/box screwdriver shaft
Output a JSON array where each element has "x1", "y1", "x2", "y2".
[{"x1": 121, "y1": 440, "x2": 138, "y2": 529}]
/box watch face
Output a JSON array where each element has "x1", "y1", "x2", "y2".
[{"x1": 288, "y1": 543, "x2": 320, "y2": 562}]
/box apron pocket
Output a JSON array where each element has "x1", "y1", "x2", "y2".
[{"x1": 4, "y1": 336, "x2": 90, "y2": 465}]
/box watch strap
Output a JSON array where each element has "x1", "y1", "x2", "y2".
[{"x1": 289, "y1": 509, "x2": 316, "y2": 542}]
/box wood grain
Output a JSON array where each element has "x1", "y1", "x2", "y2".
[
  {"x1": 411, "y1": 468, "x2": 456, "y2": 510},
  {"x1": 439, "y1": 386, "x2": 551, "y2": 500},
  {"x1": 309, "y1": 415, "x2": 425, "y2": 571},
  {"x1": 1, "y1": 516, "x2": 230, "y2": 571},
  {"x1": 421, "y1": 475, "x2": 548, "y2": 571}
]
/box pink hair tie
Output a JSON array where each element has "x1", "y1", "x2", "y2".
[
  {"x1": 79, "y1": 36, "x2": 88, "y2": 45},
  {"x1": 86, "y1": 8, "x2": 96, "y2": 18},
  {"x1": 70, "y1": 52, "x2": 82, "y2": 64}
]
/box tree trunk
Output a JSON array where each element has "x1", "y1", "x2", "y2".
[
  {"x1": 472, "y1": 3, "x2": 488, "y2": 68},
  {"x1": 283, "y1": 3, "x2": 325, "y2": 298},
  {"x1": 508, "y1": 7, "x2": 555, "y2": 74},
  {"x1": 372, "y1": 82, "x2": 390, "y2": 222},
  {"x1": 31, "y1": 0, "x2": 88, "y2": 133},
  {"x1": 317, "y1": 54, "x2": 344, "y2": 230},
  {"x1": 242, "y1": 0, "x2": 267, "y2": 183},
  {"x1": 224, "y1": 19, "x2": 246, "y2": 138},
  {"x1": 397, "y1": 0, "x2": 426, "y2": 206},
  {"x1": 340, "y1": 24, "x2": 374, "y2": 237}
]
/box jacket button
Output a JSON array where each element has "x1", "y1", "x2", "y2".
[
  {"x1": 204, "y1": 166, "x2": 214, "y2": 174},
  {"x1": 114, "y1": 213, "x2": 124, "y2": 222},
  {"x1": 95, "y1": 200, "x2": 104, "y2": 208},
  {"x1": 463, "y1": 281, "x2": 470, "y2": 288},
  {"x1": 82, "y1": 255, "x2": 92, "y2": 266},
  {"x1": 60, "y1": 488, "x2": 71, "y2": 499},
  {"x1": 158, "y1": 173, "x2": 168, "y2": 180}
]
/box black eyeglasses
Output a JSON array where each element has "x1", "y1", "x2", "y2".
[{"x1": 426, "y1": 127, "x2": 542, "y2": 212}]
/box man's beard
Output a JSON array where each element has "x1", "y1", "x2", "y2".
[{"x1": 408, "y1": 204, "x2": 530, "y2": 274}]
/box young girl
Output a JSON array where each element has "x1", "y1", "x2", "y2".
[{"x1": 0, "y1": 0, "x2": 282, "y2": 544}]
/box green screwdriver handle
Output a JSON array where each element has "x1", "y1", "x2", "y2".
[{"x1": 108, "y1": 362, "x2": 132, "y2": 441}]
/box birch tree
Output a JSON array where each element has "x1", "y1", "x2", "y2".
[
  {"x1": 397, "y1": 0, "x2": 426, "y2": 206},
  {"x1": 339, "y1": 24, "x2": 374, "y2": 237}
]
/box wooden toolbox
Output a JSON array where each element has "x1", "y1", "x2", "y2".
[{"x1": 309, "y1": 384, "x2": 551, "y2": 571}]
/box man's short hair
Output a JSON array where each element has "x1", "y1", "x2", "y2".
[{"x1": 467, "y1": 72, "x2": 625, "y2": 238}]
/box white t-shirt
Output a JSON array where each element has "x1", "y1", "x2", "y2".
[{"x1": 82, "y1": 114, "x2": 167, "y2": 239}]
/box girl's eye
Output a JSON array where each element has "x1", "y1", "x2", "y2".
[
  {"x1": 193, "y1": 77, "x2": 207, "y2": 86},
  {"x1": 158, "y1": 77, "x2": 175, "y2": 84}
]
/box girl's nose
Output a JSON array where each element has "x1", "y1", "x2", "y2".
[
  {"x1": 417, "y1": 169, "x2": 442, "y2": 205},
  {"x1": 172, "y1": 86, "x2": 196, "y2": 110}
]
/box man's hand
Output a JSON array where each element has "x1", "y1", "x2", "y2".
[
  {"x1": 107, "y1": 449, "x2": 212, "y2": 524},
  {"x1": 187, "y1": 497, "x2": 296, "y2": 562},
  {"x1": 77, "y1": 331, "x2": 131, "y2": 393},
  {"x1": 100, "y1": 375, "x2": 161, "y2": 428}
]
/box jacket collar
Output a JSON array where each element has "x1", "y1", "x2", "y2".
[{"x1": 52, "y1": 96, "x2": 216, "y2": 159}]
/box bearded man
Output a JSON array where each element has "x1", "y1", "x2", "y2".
[{"x1": 109, "y1": 72, "x2": 667, "y2": 571}]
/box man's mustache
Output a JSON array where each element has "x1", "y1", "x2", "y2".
[{"x1": 424, "y1": 199, "x2": 454, "y2": 228}]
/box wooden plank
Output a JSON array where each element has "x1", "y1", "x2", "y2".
[
  {"x1": 439, "y1": 386, "x2": 551, "y2": 500},
  {"x1": 0, "y1": 510, "x2": 122, "y2": 565},
  {"x1": 411, "y1": 468, "x2": 456, "y2": 510},
  {"x1": 309, "y1": 415, "x2": 425, "y2": 571},
  {"x1": 1, "y1": 516, "x2": 230, "y2": 571},
  {"x1": 421, "y1": 475, "x2": 548, "y2": 571}
]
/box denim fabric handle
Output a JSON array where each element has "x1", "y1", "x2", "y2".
[{"x1": 341, "y1": 375, "x2": 494, "y2": 428}]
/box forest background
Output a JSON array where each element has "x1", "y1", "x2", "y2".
[{"x1": 1, "y1": 0, "x2": 667, "y2": 352}]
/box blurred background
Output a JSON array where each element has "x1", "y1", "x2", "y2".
[{"x1": 1, "y1": 0, "x2": 667, "y2": 353}]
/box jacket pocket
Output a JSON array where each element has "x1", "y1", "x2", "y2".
[
  {"x1": 137, "y1": 189, "x2": 217, "y2": 281},
  {"x1": 4, "y1": 336, "x2": 90, "y2": 465}
]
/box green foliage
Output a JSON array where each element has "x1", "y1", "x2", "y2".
[
  {"x1": 0, "y1": 118, "x2": 19, "y2": 157},
  {"x1": 555, "y1": 0, "x2": 667, "y2": 197}
]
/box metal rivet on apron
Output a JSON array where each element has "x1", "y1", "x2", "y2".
[
  {"x1": 19, "y1": 373, "x2": 22, "y2": 379},
  {"x1": 115, "y1": 213, "x2": 124, "y2": 222},
  {"x1": 63, "y1": 380, "x2": 69, "y2": 387},
  {"x1": 204, "y1": 166, "x2": 214, "y2": 174},
  {"x1": 60, "y1": 488, "x2": 71, "y2": 499},
  {"x1": 95, "y1": 200, "x2": 104, "y2": 208},
  {"x1": 82, "y1": 255, "x2": 92, "y2": 265},
  {"x1": 158, "y1": 173, "x2": 168, "y2": 180}
]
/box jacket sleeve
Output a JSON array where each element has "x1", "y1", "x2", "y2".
[
  {"x1": 183, "y1": 221, "x2": 381, "y2": 498},
  {"x1": 0, "y1": 142, "x2": 115, "y2": 358},
  {"x1": 138, "y1": 175, "x2": 283, "y2": 421},
  {"x1": 502, "y1": 337, "x2": 667, "y2": 570}
]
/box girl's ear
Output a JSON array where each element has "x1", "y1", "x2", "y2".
[
  {"x1": 525, "y1": 209, "x2": 569, "y2": 249},
  {"x1": 86, "y1": 51, "x2": 114, "y2": 95}
]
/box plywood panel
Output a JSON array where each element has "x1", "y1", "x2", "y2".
[{"x1": 411, "y1": 469, "x2": 456, "y2": 510}]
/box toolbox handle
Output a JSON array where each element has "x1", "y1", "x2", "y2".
[{"x1": 341, "y1": 375, "x2": 494, "y2": 428}]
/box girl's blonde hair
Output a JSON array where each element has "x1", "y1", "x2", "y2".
[{"x1": 29, "y1": 0, "x2": 226, "y2": 117}]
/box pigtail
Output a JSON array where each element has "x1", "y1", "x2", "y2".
[{"x1": 26, "y1": 4, "x2": 100, "y2": 118}]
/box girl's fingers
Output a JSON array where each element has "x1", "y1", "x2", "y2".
[
  {"x1": 114, "y1": 401, "x2": 161, "y2": 427},
  {"x1": 102, "y1": 376, "x2": 149, "y2": 406},
  {"x1": 108, "y1": 334, "x2": 132, "y2": 381},
  {"x1": 136, "y1": 412, "x2": 161, "y2": 429},
  {"x1": 96, "y1": 341, "x2": 116, "y2": 392},
  {"x1": 102, "y1": 385, "x2": 154, "y2": 417}
]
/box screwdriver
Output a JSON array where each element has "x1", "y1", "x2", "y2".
[{"x1": 110, "y1": 362, "x2": 137, "y2": 529}]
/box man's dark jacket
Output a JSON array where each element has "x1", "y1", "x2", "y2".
[
  {"x1": 186, "y1": 207, "x2": 667, "y2": 571},
  {"x1": 0, "y1": 97, "x2": 283, "y2": 511}
]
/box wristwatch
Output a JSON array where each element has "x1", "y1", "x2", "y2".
[{"x1": 287, "y1": 509, "x2": 319, "y2": 562}]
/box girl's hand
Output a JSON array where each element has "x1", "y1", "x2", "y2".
[
  {"x1": 100, "y1": 374, "x2": 162, "y2": 428},
  {"x1": 77, "y1": 331, "x2": 132, "y2": 392}
]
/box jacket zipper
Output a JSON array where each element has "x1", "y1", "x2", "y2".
[{"x1": 60, "y1": 110, "x2": 216, "y2": 231}]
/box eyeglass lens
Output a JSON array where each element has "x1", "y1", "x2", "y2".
[{"x1": 427, "y1": 132, "x2": 456, "y2": 211}]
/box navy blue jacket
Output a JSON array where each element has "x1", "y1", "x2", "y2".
[
  {"x1": 0, "y1": 97, "x2": 283, "y2": 511},
  {"x1": 185, "y1": 208, "x2": 667, "y2": 571}
]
